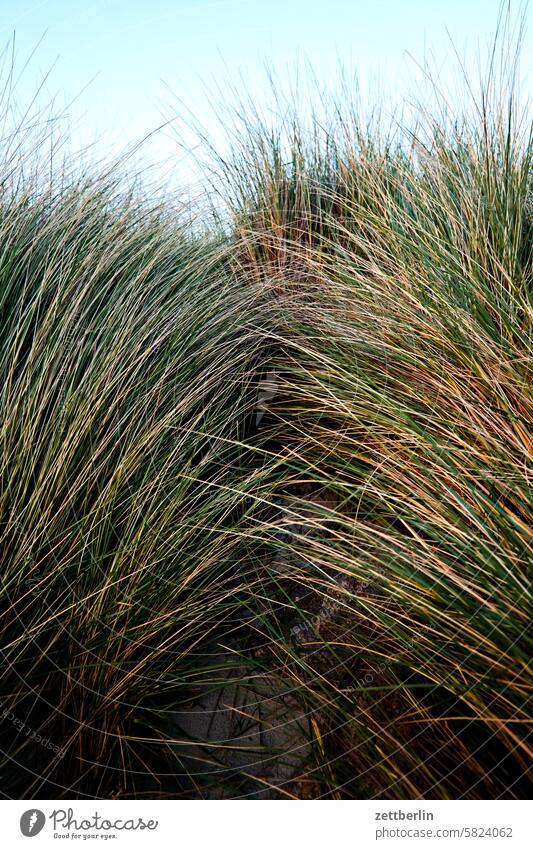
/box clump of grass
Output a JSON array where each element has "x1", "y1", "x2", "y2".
[
  {"x1": 0, "y1": 150, "x2": 279, "y2": 796},
  {"x1": 1, "y1": 16, "x2": 531, "y2": 800},
  {"x1": 214, "y1": 28, "x2": 532, "y2": 798}
]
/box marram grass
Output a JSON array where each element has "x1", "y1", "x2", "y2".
[{"x1": 0, "y1": 35, "x2": 531, "y2": 799}]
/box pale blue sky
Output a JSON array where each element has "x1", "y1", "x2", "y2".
[{"x1": 0, "y1": 1, "x2": 529, "y2": 189}]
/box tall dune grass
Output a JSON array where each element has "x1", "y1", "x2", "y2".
[
  {"x1": 217, "y1": 42, "x2": 532, "y2": 798},
  {"x1": 0, "y1": 163, "x2": 279, "y2": 796},
  {"x1": 0, "y1": 22, "x2": 531, "y2": 799}
]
